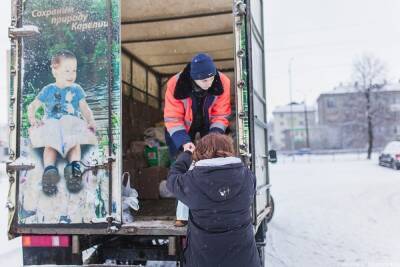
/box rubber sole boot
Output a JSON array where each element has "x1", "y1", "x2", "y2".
[
  {"x1": 64, "y1": 161, "x2": 83, "y2": 193},
  {"x1": 42, "y1": 166, "x2": 60, "y2": 196}
]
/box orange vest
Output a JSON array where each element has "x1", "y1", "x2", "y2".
[{"x1": 164, "y1": 71, "x2": 231, "y2": 147}]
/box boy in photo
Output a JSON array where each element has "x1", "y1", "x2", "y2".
[{"x1": 28, "y1": 50, "x2": 97, "y2": 196}]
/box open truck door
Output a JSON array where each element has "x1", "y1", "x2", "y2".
[
  {"x1": 7, "y1": 0, "x2": 122, "y2": 238},
  {"x1": 234, "y1": 0, "x2": 272, "y2": 229},
  {"x1": 234, "y1": 1, "x2": 272, "y2": 263}
]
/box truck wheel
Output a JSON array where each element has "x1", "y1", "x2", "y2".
[
  {"x1": 255, "y1": 219, "x2": 267, "y2": 266},
  {"x1": 177, "y1": 236, "x2": 186, "y2": 267},
  {"x1": 265, "y1": 195, "x2": 275, "y2": 223},
  {"x1": 257, "y1": 244, "x2": 266, "y2": 267}
]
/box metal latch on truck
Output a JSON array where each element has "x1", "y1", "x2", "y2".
[
  {"x1": 5, "y1": 156, "x2": 116, "y2": 175},
  {"x1": 6, "y1": 156, "x2": 35, "y2": 173},
  {"x1": 8, "y1": 25, "x2": 40, "y2": 38},
  {"x1": 80, "y1": 156, "x2": 116, "y2": 176}
]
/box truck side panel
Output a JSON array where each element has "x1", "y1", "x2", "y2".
[
  {"x1": 8, "y1": 0, "x2": 121, "y2": 234},
  {"x1": 233, "y1": 0, "x2": 270, "y2": 227},
  {"x1": 247, "y1": 0, "x2": 271, "y2": 225},
  {"x1": 7, "y1": 0, "x2": 20, "y2": 239}
]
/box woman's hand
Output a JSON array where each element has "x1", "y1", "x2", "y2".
[{"x1": 183, "y1": 142, "x2": 195, "y2": 153}]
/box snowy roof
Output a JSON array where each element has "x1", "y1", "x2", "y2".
[
  {"x1": 273, "y1": 103, "x2": 316, "y2": 114},
  {"x1": 321, "y1": 82, "x2": 400, "y2": 96},
  {"x1": 383, "y1": 83, "x2": 400, "y2": 92}
]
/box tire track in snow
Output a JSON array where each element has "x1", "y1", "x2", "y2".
[
  {"x1": 266, "y1": 226, "x2": 292, "y2": 267},
  {"x1": 387, "y1": 191, "x2": 400, "y2": 212}
]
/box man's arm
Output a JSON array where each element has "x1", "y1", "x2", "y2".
[
  {"x1": 166, "y1": 151, "x2": 194, "y2": 206},
  {"x1": 164, "y1": 78, "x2": 192, "y2": 148},
  {"x1": 209, "y1": 73, "x2": 231, "y2": 133}
]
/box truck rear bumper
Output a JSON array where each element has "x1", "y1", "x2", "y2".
[
  {"x1": 16, "y1": 220, "x2": 187, "y2": 236},
  {"x1": 120, "y1": 220, "x2": 187, "y2": 236}
]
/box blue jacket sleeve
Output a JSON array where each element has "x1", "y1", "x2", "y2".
[
  {"x1": 171, "y1": 129, "x2": 192, "y2": 149},
  {"x1": 166, "y1": 151, "x2": 194, "y2": 206}
]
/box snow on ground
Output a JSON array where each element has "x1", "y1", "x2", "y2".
[
  {"x1": 267, "y1": 153, "x2": 400, "y2": 267},
  {"x1": 0, "y1": 163, "x2": 22, "y2": 266},
  {"x1": 0, "y1": 154, "x2": 399, "y2": 266}
]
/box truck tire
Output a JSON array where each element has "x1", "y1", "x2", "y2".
[
  {"x1": 255, "y1": 219, "x2": 267, "y2": 266},
  {"x1": 23, "y1": 246, "x2": 82, "y2": 265},
  {"x1": 265, "y1": 195, "x2": 275, "y2": 223},
  {"x1": 392, "y1": 160, "x2": 400, "y2": 170},
  {"x1": 178, "y1": 237, "x2": 186, "y2": 267}
]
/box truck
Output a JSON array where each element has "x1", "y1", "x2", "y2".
[{"x1": 6, "y1": 0, "x2": 275, "y2": 265}]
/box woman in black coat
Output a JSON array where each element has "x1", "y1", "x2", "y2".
[{"x1": 167, "y1": 133, "x2": 262, "y2": 267}]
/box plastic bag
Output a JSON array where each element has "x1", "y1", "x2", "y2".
[
  {"x1": 121, "y1": 172, "x2": 139, "y2": 223},
  {"x1": 122, "y1": 172, "x2": 139, "y2": 198},
  {"x1": 159, "y1": 180, "x2": 174, "y2": 198}
]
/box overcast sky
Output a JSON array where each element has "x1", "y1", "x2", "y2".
[
  {"x1": 1, "y1": 0, "x2": 399, "y2": 124},
  {"x1": 0, "y1": 1, "x2": 10, "y2": 124},
  {"x1": 265, "y1": 0, "x2": 400, "y2": 113}
]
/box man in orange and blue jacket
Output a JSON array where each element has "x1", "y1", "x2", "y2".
[{"x1": 164, "y1": 53, "x2": 231, "y2": 157}]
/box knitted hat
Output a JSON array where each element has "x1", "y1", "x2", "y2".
[{"x1": 190, "y1": 53, "x2": 216, "y2": 80}]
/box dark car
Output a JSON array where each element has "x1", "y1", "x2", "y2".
[
  {"x1": 295, "y1": 148, "x2": 312, "y2": 155},
  {"x1": 379, "y1": 141, "x2": 400, "y2": 170},
  {"x1": 0, "y1": 144, "x2": 8, "y2": 163}
]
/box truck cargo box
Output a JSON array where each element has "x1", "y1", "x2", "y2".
[{"x1": 7, "y1": 0, "x2": 273, "y2": 265}]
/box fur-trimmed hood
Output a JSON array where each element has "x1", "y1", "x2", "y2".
[
  {"x1": 195, "y1": 157, "x2": 242, "y2": 167},
  {"x1": 173, "y1": 63, "x2": 224, "y2": 99}
]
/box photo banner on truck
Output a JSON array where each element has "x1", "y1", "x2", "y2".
[{"x1": 16, "y1": 0, "x2": 121, "y2": 225}]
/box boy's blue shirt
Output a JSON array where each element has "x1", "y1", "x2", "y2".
[{"x1": 37, "y1": 83, "x2": 86, "y2": 120}]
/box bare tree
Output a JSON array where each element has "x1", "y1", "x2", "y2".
[{"x1": 352, "y1": 54, "x2": 387, "y2": 159}]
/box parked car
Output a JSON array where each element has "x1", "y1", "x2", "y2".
[
  {"x1": 379, "y1": 141, "x2": 400, "y2": 170},
  {"x1": 0, "y1": 142, "x2": 8, "y2": 163},
  {"x1": 295, "y1": 148, "x2": 312, "y2": 155}
]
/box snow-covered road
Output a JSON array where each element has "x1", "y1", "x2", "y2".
[
  {"x1": 0, "y1": 164, "x2": 22, "y2": 266},
  {"x1": 266, "y1": 154, "x2": 400, "y2": 267}
]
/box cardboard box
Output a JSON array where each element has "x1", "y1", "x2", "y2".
[
  {"x1": 127, "y1": 156, "x2": 148, "y2": 169},
  {"x1": 124, "y1": 149, "x2": 148, "y2": 170},
  {"x1": 130, "y1": 141, "x2": 146, "y2": 154},
  {"x1": 135, "y1": 167, "x2": 169, "y2": 200}
]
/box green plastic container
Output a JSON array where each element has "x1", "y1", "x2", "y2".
[{"x1": 144, "y1": 146, "x2": 170, "y2": 167}]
